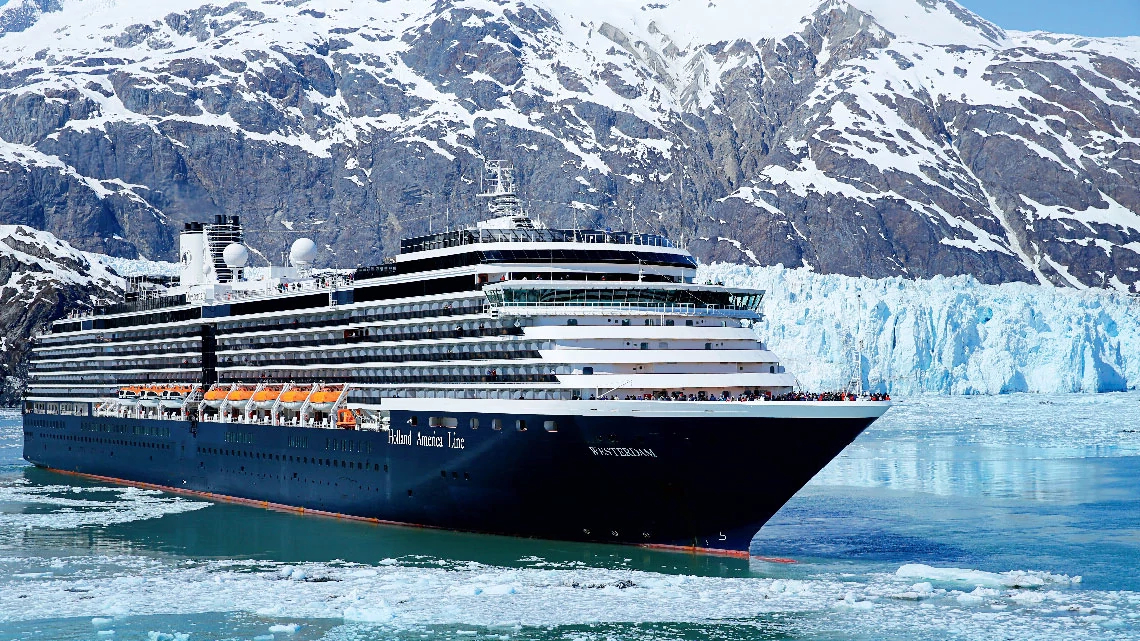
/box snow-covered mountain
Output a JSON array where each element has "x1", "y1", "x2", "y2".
[
  {"x1": 701, "y1": 263, "x2": 1140, "y2": 394},
  {"x1": 0, "y1": 0, "x2": 1137, "y2": 290},
  {"x1": 0, "y1": 224, "x2": 130, "y2": 403}
]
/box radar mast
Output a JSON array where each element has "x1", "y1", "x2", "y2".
[{"x1": 477, "y1": 160, "x2": 535, "y2": 229}]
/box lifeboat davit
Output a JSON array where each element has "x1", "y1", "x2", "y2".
[
  {"x1": 251, "y1": 387, "x2": 282, "y2": 409},
  {"x1": 279, "y1": 388, "x2": 310, "y2": 410},
  {"x1": 202, "y1": 387, "x2": 229, "y2": 409},
  {"x1": 309, "y1": 388, "x2": 341, "y2": 411}
]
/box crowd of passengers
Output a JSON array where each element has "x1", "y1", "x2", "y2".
[
  {"x1": 274, "y1": 274, "x2": 354, "y2": 293},
  {"x1": 578, "y1": 390, "x2": 890, "y2": 402}
]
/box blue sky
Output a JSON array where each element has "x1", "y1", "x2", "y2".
[
  {"x1": 0, "y1": 0, "x2": 1136, "y2": 38},
  {"x1": 958, "y1": 0, "x2": 1138, "y2": 37}
]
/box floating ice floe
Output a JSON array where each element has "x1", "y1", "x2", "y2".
[
  {"x1": 0, "y1": 555, "x2": 1133, "y2": 640},
  {"x1": 896, "y1": 563, "x2": 1080, "y2": 588},
  {"x1": 0, "y1": 480, "x2": 209, "y2": 531}
]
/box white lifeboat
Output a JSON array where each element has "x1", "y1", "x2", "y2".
[
  {"x1": 137, "y1": 388, "x2": 162, "y2": 408},
  {"x1": 159, "y1": 389, "x2": 186, "y2": 410}
]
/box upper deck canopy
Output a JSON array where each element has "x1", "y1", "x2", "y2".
[{"x1": 399, "y1": 228, "x2": 676, "y2": 255}]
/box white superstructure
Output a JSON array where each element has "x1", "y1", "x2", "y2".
[{"x1": 24, "y1": 162, "x2": 889, "y2": 431}]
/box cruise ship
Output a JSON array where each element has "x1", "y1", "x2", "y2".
[{"x1": 22, "y1": 162, "x2": 890, "y2": 556}]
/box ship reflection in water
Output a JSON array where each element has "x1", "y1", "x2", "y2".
[{"x1": 9, "y1": 466, "x2": 752, "y2": 578}]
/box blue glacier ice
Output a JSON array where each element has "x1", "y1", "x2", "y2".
[{"x1": 700, "y1": 264, "x2": 1140, "y2": 394}]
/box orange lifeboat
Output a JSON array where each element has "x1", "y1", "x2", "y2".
[
  {"x1": 202, "y1": 387, "x2": 230, "y2": 409},
  {"x1": 279, "y1": 388, "x2": 311, "y2": 410},
  {"x1": 309, "y1": 388, "x2": 342, "y2": 411},
  {"x1": 227, "y1": 387, "x2": 254, "y2": 403},
  {"x1": 251, "y1": 387, "x2": 282, "y2": 409}
]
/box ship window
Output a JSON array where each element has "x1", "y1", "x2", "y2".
[
  {"x1": 469, "y1": 418, "x2": 479, "y2": 429},
  {"x1": 543, "y1": 420, "x2": 557, "y2": 432},
  {"x1": 582, "y1": 367, "x2": 593, "y2": 375},
  {"x1": 704, "y1": 343, "x2": 712, "y2": 350},
  {"x1": 374, "y1": 464, "x2": 380, "y2": 471},
  {"x1": 621, "y1": 319, "x2": 630, "y2": 326},
  {"x1": 409, "y1": 416, "x2": 419, "y2": 426},
  {"x1": 770, "y1": 366, "x2": 775, "y2": 373},
  {"x1": 686, "y1": 320, "x2": 694, "y2": 326},
  {"x1": 492, "y1": 419, "x2": 502, "y2": 431},
  {"x1": 441, "y1": 470, "x2": 447, "y2": 478},
  {"x1": 430, "y1": 416, "x2": 457, "y2": 428},
  {"x1": 640, "y1": 343, "x2": 649, "y2": 350},
  {"x1": 566, "y1": 318, "x2": 577, "y2": 326},
  {"x1": 407, "y1": 489, "x2": 413, "y2": 496},
  {"x1": 516, "y1": 419, "x2": 527, "y2": 432}
]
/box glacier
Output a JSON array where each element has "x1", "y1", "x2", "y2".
[{"x1": 700, "y1": 263, "x2": 1140, "y2": 394}]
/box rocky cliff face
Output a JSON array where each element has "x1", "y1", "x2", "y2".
[
  {"x1": 0, "y1": 225, "x2": 123, "y2": 405},
  {"x1": 0, "y1": 0, "x2": 1137, "y2": 291}
]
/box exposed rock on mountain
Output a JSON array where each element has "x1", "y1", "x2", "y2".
[
  {"x1": 0, "y1": 0, "x2": 1137, "y2": 290},
  {"x1": 0, "y1": 225, "x2": 124, "y2": 404}
]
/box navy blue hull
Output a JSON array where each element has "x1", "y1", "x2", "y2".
[{"x1": 22, "y1": 409, "x2": 875, "y2": 553}]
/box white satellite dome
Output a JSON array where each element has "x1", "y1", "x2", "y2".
[
  {"x1": 222, "y1": 242, "x2": 249, "y2": 268},
  {"x1": 290, "y1": 237, "x2": 317, "y2": 266}
]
